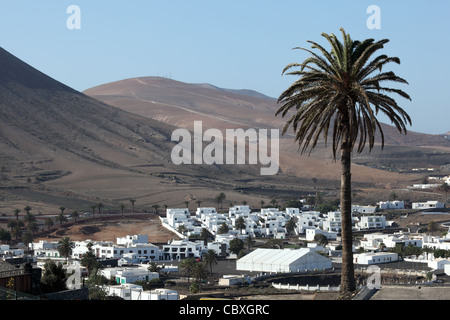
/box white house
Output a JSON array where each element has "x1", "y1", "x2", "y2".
[
  {"x1": 166, "y1": 208, "x2": 191, "y2": 227},
  {"x1": 378, "y1": 201, "x2": 405, "y2": 210},
  {"x1": 133, "y1": 288, "x2": 179, "y2": 300},
  {"x1": 353, "y1": 252, "x2": 398, "y2": 265},
  {"x1": 219, "y1": 275, "x2": 252, "y2": 286},
  {"x1": 92, "y1": 242, "x2": 161, "y2": 261},
  {"x1": 162, "y1": 239, "x2": 203, "y2": 260},
  {"x1": 352, "y1": 205, "x2": 377, "y2": 214},
  {"x1": 236, "y1": 248, "x2": 332, "y2": 273},
  {"x1": 444, "y1": 263, "x2": 450, "y2": 276},
  {"x1": 305, "y1": 228, "x2": 337, "y2": 241},
  {"x1": 116, "y1": 235, "x2": 149, "y2": 246},
  {"x1": 228, "y1": 205, "x2": 251, "y2": 218},
  {"x1": 0, "y1": 245, "x2": 24, "y2": 257},
  {"x1": 296, "y1": 212, "x2": 322, "y2": 234},
  {"x1": 412, "y1": 201, "x2": 445, "y2": 209},
  {"x1": 115, "y1": 268, "x2": 159, "y2": 284},
  {"x1": 357, "y1": 215, "x2": 386, "y2": 230},
  {"x1": 428, "y1": 258, "x2": 450, "y2": 270},
  {"x1": 106, "y1": 284, "x2": 178, "y2": 300},
  {"x1": 107, "y1": 283, "x2": 142, "y2": 300}
]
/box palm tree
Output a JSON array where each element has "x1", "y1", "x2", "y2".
[
  {"x1": 28, "y1": 221, "x2": 39, "y2": 236},
  {"x1": 203, "y1": 249, "x2": 218, "y2": 276},
  {"x1": 71, "y1": 210, "x2": 80, "y2": 221},
  {"x1": 24, "y1": 211, "x2": 36, "y2": 227},
  {"x1": 97, "y1": 203, "x2": 103, "y2": 216},
  {"x1": 437, "y1": 183, "x2": 450, "y2": 200},
  {"x1": 179, "y1": 257, "x2": 197, "y2": 284},
  {"x1": 276, "y1": 28, "x2": 411, "y2": 298},
  {"x1": 90, "y1": 204, "x2": 96, "y2": 218},
  {"x1": 200, "y1": 228, "x2": 211, "y2": 246},
  {"x1": 192, "y1": 262, "x2": 209, "y2": 289},
  {"x1": 23, "y1": 205, "x2": 32, "y2": 215},
  {"x1": 13, "y1": 209, "x2": 20, "y2": 221},
  {"x1": 129, "y1": 198, "x2": 136, "y2": 213},
  {"x1": 44, "y1": 217, "x2": 54, "y2": 230},
  {"x1": 119, "y1": 203, "x2": 126, "y2": 217},
  {"x1": 234, "y1": 217, "x2": 246, "y2": 234},
  {"x1": 214, "y1": 192, "x2": 226, "y2": 210},
  {"x1": 151, "y1": 204, "x2": 160, "y2": 214},
  {"x1": 58, "y1": 237, "x2": 74, "y2": 263}
]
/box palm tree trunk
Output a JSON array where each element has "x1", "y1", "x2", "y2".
[{"x1": 340, "y1": 141, "x2": 356, "y2": 298}]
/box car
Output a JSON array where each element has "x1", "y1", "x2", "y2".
[{"x1": 84, "y1": 212, "x2": 92, "y2": 216}]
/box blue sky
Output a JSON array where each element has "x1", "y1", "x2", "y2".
[{"x1": 0, "y1": 1, "x2": 448, "y2": 134}]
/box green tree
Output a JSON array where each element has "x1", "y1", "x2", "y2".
[
  {"x1": 0, "y1": 228, "x2": 11, "y2": 243},
  {"x1": 40, "y1": 260, "x2": 68, "y2": 294},
  {"x1": 13, "y1": 209, "x2": 20, "y2": 221},
  {"x1": 428, "y1": 220, "x2": 437, "y2": 232},
  {"x1": 177, "y1": 225, "x2": 187, "y2": 235},
  {"x1": 438, "y1": 183, "x2": 450, "y2": 200},
  {"x1": 203, "y1": 249, "x2": 218, "y2": 276},
  {"x1": 119, "y1": 203, "x2": 126, "y2": 217},
  {"x1": 314, "y1": 233, "x2": 329, "y2": 246},
  {"x1": 86, "y1": 268, "x2": 109, "y2": 300},
  {"x1": 284, "y1": 198, "x2": 303, "y2": 209},
  {"x1": 200, "y1": 227, "x2": 212, "y2": 246},
  {"x1": 152, "y1": 204, "x2": 160, "y2": 214},
  {"x1": 81, "y1": 250, "x2": 99, "y2": 275},
  {"x1": 276, "y1": 29, "x2": 411, "y2": 298},
  {"x1": 229, "y1": 238, "x2": 244, "y2": 255},
  {"x1": 179, "y1": 258, "x2": 197, "y2": 284},
  {"x1": 23, "y1": 205, "x2": 32, "y2": 215},
  {"x1": 97, "y1": 203, "x2": 103, "y2": 215},
  {"x1": 71, "y1": 210, "x2": 80, "y2": 221},
  {"x1": 23, "y1": 231, "x2": 34, "y2": 245},
  {"x1": 218, "y1": 222, "x2": 229, "y2": 234},
  {"x1": 285, "y1": 217, "x2": 297, "y2": 236},
  {"x1": 44, "y1": 217, "x2": 54, "y2": 230},
  {"x1": 90, "y1": 204, "x2": 96, "y2": 218},
  {"x1": 58, "y1": 237, "x2": 75, "y2": 263},
  {"x1": 129, "y1": 198, "x2": 136, "y2": 213},
  {"x1": 57, "y1": 212, "x2": 67, "y2": 226},
  {"x1": 27, "y1": 221, "x2": 38, "y2": 236},
  {"x1": 214, "y1": 192, "x2": 226, "y2": 209},
  {"x1": 192, "y1": 262, "x2": 209, "y2": 286},
  {"x1": 234, "y1": 217, "x2": 246, "y2": 234},
  {"x1": 24, "y1": 211, "x2": 36, "y2": 227},
  {"x1": 148, "y1": 262, "x2": 162, "y2": 273}
]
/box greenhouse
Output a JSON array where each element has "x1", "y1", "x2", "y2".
[{"x1": 236, "y1": 248, "x2": 332, "y2": 273}]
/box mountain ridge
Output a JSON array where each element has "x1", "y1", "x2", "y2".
[{"x1": 0, "y1": 47, "x2": 446, "y2": 214}]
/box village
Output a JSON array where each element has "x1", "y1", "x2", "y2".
[{"x1": 1, "y1": 193, "x2": 450, "y2": 300}]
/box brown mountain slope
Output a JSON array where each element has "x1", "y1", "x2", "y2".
[
  {"x1": 0, "y1": 48, "x2": 272, "y2": 214},
  {"x1": 84, "y1": 76, "x2": 450, "y2": 182},
  {"x1": 85, "y1": 76, "x2": 450, "y2": 147}
]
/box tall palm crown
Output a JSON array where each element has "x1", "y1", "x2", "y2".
[
  {"x1": 276, "y1": 28, "x2": 411, "y2": 157},
  {"x1": 276, "y1": 28, "x2": 411, "y2": 298}
]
